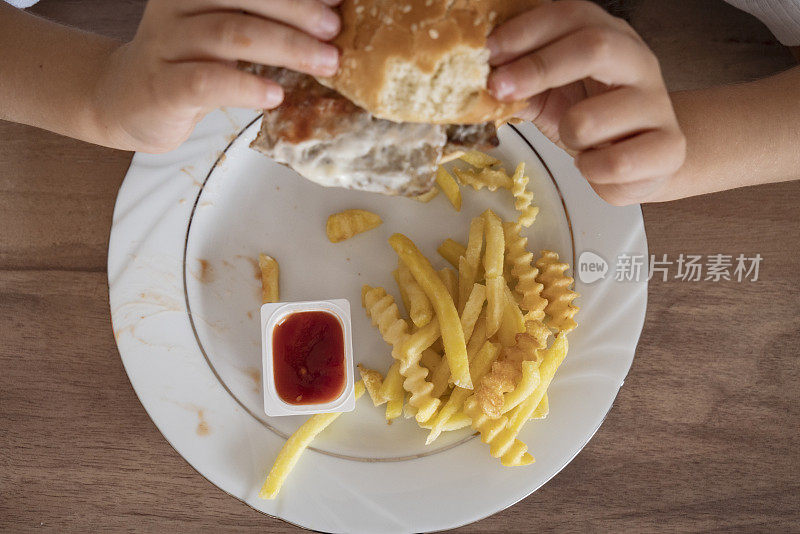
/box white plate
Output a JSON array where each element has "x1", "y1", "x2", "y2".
[{"x1": 109, "y1": 107, "x2": 647, "y2": 533}]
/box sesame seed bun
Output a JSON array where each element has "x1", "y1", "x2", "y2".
[{"x1": 317, "y1": 0, "x2": 545, "y2": 124}]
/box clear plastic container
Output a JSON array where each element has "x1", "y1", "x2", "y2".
[{"x1": 260, "y1": 299, "x2": 355, "y2": 417}]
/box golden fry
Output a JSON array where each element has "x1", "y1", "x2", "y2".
[
  {"x1": 510, "y1": 162, "x2": 538, "y2": 228},
  {"x1": 437, "y1": 238, "x2": 466, "y2": 269},
  {"x1": 357, "y1": 364, "x2": 385, "y2": 407},
  {"x1": 389, "y1": 234, "x2": 471, "y2": 390},
  {"x1": 258, "y1": 254, "x2": 280, "y2": 304},
  {"x1": 436, "y1": 166, "x2": 462, "y2": 211},
  {"x1": 260, "y1": 381, "x2": 365, "y2": 499},
  {"x1": 459, "y1": 150, "x2": 501, "y2": 168},
  {"x1": 395, "y1": 318, "x2": 442, "y2": 423},
  {"x1": 419, "y1": 411, "x2": 472, "y2": 431},
  {"x1": 420, "y1": 348, "x2": 442, "y2": 373},
  {"x1": 482, "y1": 210, "x2": 505, "y2": 279},
  {"x1": 461, "y1": 283, "x2": 487, "y2": 344},
  {"x1": 397, "y1": 261, "x2": 434, "y2": 328},
  {"x1": 426, "y1": 340, "x2": 500, "y2": 444},
  {"x1": 361, "y1": 286, "x2": 410, "y2": 346},
  {"x1": 464, "y1": 216, "x2": 485, "y2": 270},
  {"x1": 490, "y1": 333, "x2": 568, "y2": 465},
  {"x1": 530, "y1": 394, "x2": 549, "y2": 420},
  {"x1": 476, "y1": 359, "x2": 520, "y2": 419},
  {"x1": 326, "y1": 209, "x2": 382, "y2": 243},
  {"x1": 454, "y1": 167, "x2": 513, "y2": 192},
  {"x1": 535, "y1": 251, "x2": 579, "y2": 333},
  {"x1": 458, "y1": 256, "x2": 478, "y2": 315},
  {"x1": 391, "y1": 269, "x2": 412, "y2": 318},
  {"x1": 385, "y1": 398, "x2": 403, "y2": 421},
  {"x1": 497, "y1": 283, "x2": 526, "y2": 347},
  {"x1": 379, "y1": 361, "x2": 405, "y2": 402},
  {"x1": 503, "y1": 222, "x2": 547, "y2": 319},
  {"x1": 485, "y1": 276, "x2": 505, "y2": 337},
  {"x1": 501, "y1": 360, "x2": 540, "y2": 414},
  {"x1": 438, "y1": 268, "x2": 458, "y2": 303}
]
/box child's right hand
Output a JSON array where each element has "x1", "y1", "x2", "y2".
[{"x1": 93, "y1": 0, "x2": 342, "y2": 152}]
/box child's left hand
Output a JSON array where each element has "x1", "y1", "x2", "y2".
[{"x1": 488, "y1": 1, "x2": 686, "y2": 205}]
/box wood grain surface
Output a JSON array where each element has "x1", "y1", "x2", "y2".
[{"x1": 1, "y1": 1, "x2": 798, "y2": 532}]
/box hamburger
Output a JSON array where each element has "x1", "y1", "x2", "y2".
[{"x1": 250, "y1": 0, "x2": 542, "y2": 196}]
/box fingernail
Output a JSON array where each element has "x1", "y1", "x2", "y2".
[
  {"x1": 318, "y1": 9, "x2": 340, "y2": 37},
  {"x1": 315, "y1": 45, "x2": 339, "y2": 75},
  {"x1": 489, "y1": 71, "x2": 515, "y2": 100},
  {"x1": 264, "y1": 85, "x2": 284, "y2": 108}
]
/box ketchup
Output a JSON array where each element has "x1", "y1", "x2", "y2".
[{"x1": 272, "y1": 311, "x2": 345, "y2": 405}]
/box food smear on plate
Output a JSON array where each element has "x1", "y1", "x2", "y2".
[{"x1": 272, "y1": 311, "x2": 346, "y2": 405}]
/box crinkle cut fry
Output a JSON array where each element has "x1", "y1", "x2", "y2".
[
  {"x1": 535, "y1": 251, "x2": 579, "y2": 333},
  {"x1": 510, "y1": 162, "x2": 538, "y2": 228},
  {"x1": 503, "y1": 221, "x2": 547, "y2": 320}
]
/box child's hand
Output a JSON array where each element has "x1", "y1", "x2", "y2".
[
  {"x1": 488, "y1": 1, "x2": 686, "y2": 205},
  {"x1": 94, "y1": 0, "x2": 342, "y2": 152}
]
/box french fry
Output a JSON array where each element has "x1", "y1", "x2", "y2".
[
  {"x1": 383, "y1": 363, "x2": 405, "y2": 422},
  {"x1": 420, "y1": 348, "x2": 442, "y2": 373},
  {"x1": 437, "y1": 238, "x2": 466, "y2": 269},
  {"x1": 482, "y1": 210, "x2": 505, "y2": 279},
  {"x1": 391, "y1": 269, "x2": 412, "y2": 318},
  {"x1": 461, "y1": 283, "x2": 487, "y2": 344},
  {"x1": 357, "y1": 364, "x2": 385, "y2": 407},
  {"x1": 503, "y1": 222, "x2": 547, "y2": 319},
  {"x1": 501, "y1": 360, "x2": 540, "y2": 414},
  {"x1": 379, "y1": 361, "x2": 404, "y2": 403},
  {"x1": 438, "y1": 268, "x2": 458, "y2": 304},
  {"x1": 396, "y1": 261, "x2": 434, "y2": 328},
  {"x1": 430, "y1": 314, "x2": 487, "y2": 399},
  {"x1": 361, "y1": 286, "x2": 410, "y2": 346},
  {"x1": 504, "y1": 319, "x2": 550, "y2": 364},
  {"x1": 326, "y1": 209, "x2": 382, "y2": 243},
  {"x1": 429, "y1": 358, "x2": 451, "y2": 399},
  {"x1": 458, "y1": 257, "x2": 478, "y2": 315},
  {"x1": 258, "y1": 254, "x2": 280, "y2": 304},
  {"x1": 426, "y1": 340, "x2": 500, "y2": 444},
  {"x1": 535, "y1": 251, "x2": 579, "y2": 333},
  {"x1": 413, "y1": 186, "x2": 439, "y2": 203},
  {"x1": 459, "y1": 150, "x2": 500, "y2": 168},
  {"x1": 497, "y1": 284, "x2": 526, "y2": 347},
  {"x1": 436, "y1": 166, "x2": 462, "y2": 211},
  {"x1": 490, "y1": 333, "x2": 568, "y2": 465},
  {"x1": 510, "y1": 162, "x2": 539, "y2": 227},
  {"x1": 385, "y1": 398, "x2": 403, "y2": 421},
  {"x1": 454, "y1": 167, "x2": 513, "y2": 192},
  {"x1": 260, "y1": 381, "x2": 365, "y2": 499},
  {"x1": 476, "y1": 359, "x2": 520, "y2": 418},
  {"x1": 394, "y1": 318, "x2": 442, "y2": 423},
  {"x1": 419, "y1": 411, "x2": 472, "y2": 431},
  {"x1": 530, "y1": 393, "x2": 549, "y2": 420},
  {"x1": 389, "y1": 234, "x2": 472, "y2": 389},
  {"x1": 486, "y1": 276, "x2": 505, "y2": 337},
  {"x1": 464, "y1": 216, "x2": 485, "y2": 270},
  {"x1": 403, "y1": 394, "x2": 417, "y2": 419}
]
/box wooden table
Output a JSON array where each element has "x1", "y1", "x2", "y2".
[{"x1": 1, "y1": 1, "x2": 798, "y2": 531}]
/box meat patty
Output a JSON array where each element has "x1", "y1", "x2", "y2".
[{"x1": 249, "y1": 66, "x2": 499, "y2": 196}]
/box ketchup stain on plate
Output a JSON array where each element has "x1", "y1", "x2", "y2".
[{"x1": 272, "y1": 311, "x2": 345, "y2": 405}]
